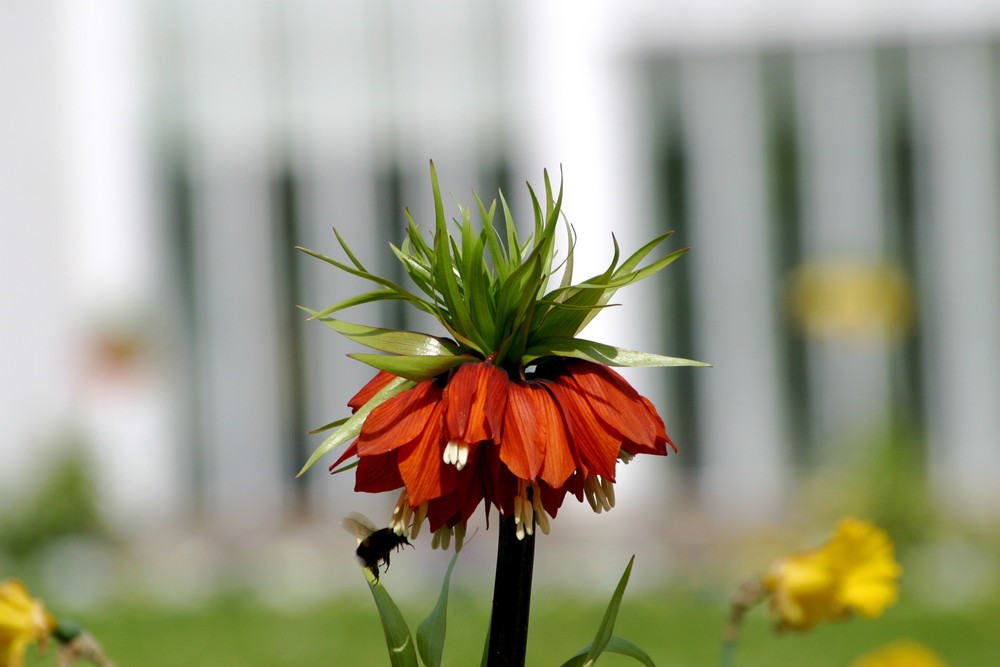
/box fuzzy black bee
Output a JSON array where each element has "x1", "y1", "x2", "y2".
[{"x1": 342, "y1": 512, "x2": 412, "y2": 581}]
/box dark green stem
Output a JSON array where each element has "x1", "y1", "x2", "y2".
[{"x1": 485, "y1": 515, "x2": 536, "y2": 667}]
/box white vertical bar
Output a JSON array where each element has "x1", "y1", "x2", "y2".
[
  {"x1": 389, "y1": 1, "x2": 484, "y2": 336},
  {"x1": 681, "y1": 53, "x2": 788, "y2": 523},
  {"x1": 390, "y1": 0, "x2": 484, "y2": 198},
  {"x1": 179, "y1": 0, "x2": 288, "y2": 533},
  {"x1": 910, "y1": 43, "x2": 1000, "y2": 521},
  {"x1": 56, "y1": 0, "x2": 184, "y2": 531},
  {"x1": 0, "y1": 3, "x2": 78, "y2": 489},
  {"x1": 281, "y1": 0, "x2": 394, "y2": 522},
  {"x1": 793, "y1": 48, "x2": 892, "y2": 456}
]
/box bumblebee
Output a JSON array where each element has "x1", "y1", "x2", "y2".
[{"x1": 342, "y1": 512, "x2": 412, "y2": 581}]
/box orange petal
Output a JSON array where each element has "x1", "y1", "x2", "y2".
[
  {"x1": 355, "y1": 450, "x2": 404, "y2": 493},
  {"x1": 358, "y1": 380, "x2": 443, "y2": 455},
  {"x1": 423, "y1": 444, "x2": 504, "y2": 532},
  {"x1": 444, "y1": 363, "x2": 509, "y2": 444},
  {"x1": 563, "y1": 360, "x2": 658, "y2": 447},
  {"x1": 538, "y1": 480, "x2": 570, "y2": 517},
  {"x1": 548, "y1": 379, "x2": 619, "y2": 480},
  {"x1": 499, "y1": 382, "x2": 546, "y2": 480},
  {"x1": 533, "y1": 384, "x2": 575, "y2": 488},
  {"x1": 329, "y1": 440, "x2": 358, "y2": 471},
  {"x1": 348, "y1": 370, "x2": 397, "y2": 412},
  {"x1": 620, "y1": 396, "x2": 675, "y2": 456},
  {"x1": 454, "y1": 446, "x2": 495, "y2": 523},
  {"x1": 643, "y1": 395, "x2": 677, "y2": 454},
  {"x1": 398, "y1": 401, "x2": 456, "y2": 506}
]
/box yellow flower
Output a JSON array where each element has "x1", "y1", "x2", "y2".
[
  {"x1": 0, "y1": 579, "x2": 57, "y2": 667},
  {"x1": 762, "y1": 518, "x2": 902, "y2": 631},
  {"x1": 850, "y1": 640, "x2": 948, "y2": 667},
  {"x1": 789, "y1": 259, "x2": 914, "y2": 343}
]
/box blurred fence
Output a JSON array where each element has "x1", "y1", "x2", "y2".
[{"x1": 4, "y1": 1, "x2": 1000, "y2": 539}]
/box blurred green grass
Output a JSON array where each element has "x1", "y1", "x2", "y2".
[{"x1": 24, "y1": 590, "x2": 998, "y2": 666}]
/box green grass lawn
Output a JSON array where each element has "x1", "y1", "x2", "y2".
[{"x1": 25, "y1": 590, "x2": 998, "y2": 666}]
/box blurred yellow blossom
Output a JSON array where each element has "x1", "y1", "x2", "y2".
[
  {"x1": 762, "y1": 518, "x2": 901, "y2": 631},
  {"x1": 0, "y1": 579, "x2": 57, "y2": 667},
  {"x1": 789, "y1": 259, "x2": 914, "y2": 343},
  {"x1": 850, "y1": 640, "x2": 948, "y2": 667}
]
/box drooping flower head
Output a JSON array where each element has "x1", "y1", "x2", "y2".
[
  {"x1": 762, "y1": 518, "x2": 902, "y2": 631},
  {"x1": 298, "y1": 163, "x2": 707, "y2": 548},
  {"x1": 0, "y1": 579, "x2": 56, "y2": 667}
]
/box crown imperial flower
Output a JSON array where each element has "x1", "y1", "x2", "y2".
[
  {"x1": 299, "y1": 163, "x2": 706, "y2": 547},
  {"x1": 762, "y1": 518, "x2": 902, "y2": 631}
]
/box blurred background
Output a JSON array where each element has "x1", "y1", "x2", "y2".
[{"x1": 3, "y1": 0, "x2": 1000, "y2": 664}]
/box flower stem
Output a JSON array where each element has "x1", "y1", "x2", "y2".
[
  {"x1": 485, "y1": 515, "x2": 536, "y2": 667},
  {"x1": 721, "y1": 577, "x2": 766, "y2": 667}
]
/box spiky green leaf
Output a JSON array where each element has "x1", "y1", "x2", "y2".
[
  {"x1": 348, "y1": 353, "x2": 474, "y2": 381},
  {"x1": 330, "y1": 460, "x2": 359, "y2": 475},
  {"x1": 429, "y1": 163, "x2": 482, "y2": 349},
  {"x1": 306, "y1": 316, "x2": 462, "y2": 357},
  {"x1": 306, "y1": 290, "x2": 411, "y2": 320},
  {"x1": 334, "y1": 228, "x2": 368, "y2": 272},
  {"x1": 416, "y1": 552, "x2": 459, "y2": 667},
  {"x1": 522, "y1": 337, "x2": 711, "y2": 368},
  {"x1": 557, "y1": 558, "x2": 654, "y2": 666},
  {"x1": 559, "y1": 637, "x2": 657, "y2": 667},
  {"x1": 296, "y1": 246, "x2": 437, "y2": 316},
  {"x1": 364, "y1": 569, "x2": 419, "y2": 667},
  {"x1": 308, "y1": 416, "x2": 347, "y2": 435},
  {"x1": 588, "y1": 556, "x2": 635, "y2": 662},
  {"x1": 297, "y1": 376, "x2": 414, "y2": 476}
]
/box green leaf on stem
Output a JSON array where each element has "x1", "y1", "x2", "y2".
[
  {"x1": 558, "y1": 556, "x2": 655, "y2": 667},
  {"x1": 347, "y1": 353, "x2": 473, "y2": 382},
  {"x1": 364, "y1": 568, "x2": 419, "y2": 667},
  {"x1": 590, "y1": 555, "x2": 635, "y2": 659},
  {"x1": 559, "y1": 636, "x2": 656, "y2": 667},
  {"x1": 416, "y1": 552, "x2": 459, "y2": 667},
  {"x1": 307, "y1": 289, "x2": 410, "y2": 320},
  {"x1": 307, "y1": 416, "x2": 347, "y2": 435},
  {"x1": 329, "y1": 460, "x2": 359, "y2": 475},
  {"x1": 306, "y1": 314, "x2": 462, "y2": 357},
  {"x1": 522, "y1": 337, "x2": 712, "y2": 368},
  {"x1": 297, "y1": 375, "x2": 415, "y2": 476},
  {"x1": 430, "y1": 162, "x2": 482, "y2": 351}
]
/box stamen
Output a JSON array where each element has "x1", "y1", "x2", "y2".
[
  {"x1": 584, "y1": 475, "x2": 614, "y2": 514},
  {"x1": 443, "y1": 440, "x2": 470, "y2": 471},
  {"x1": 389, "y1": 489, "x2": 411, "y2": 535},
  {"x1": 454, "y1": 523, "x2": 466, "y2": 552},
  {"x1": 584, "y1": 477, "x2": 601, "y2": 514},
  {"x1": 530, "y1": 488, "x2": 551, "y2": 536},
  {"x1": 431, "y1": 526, "x2": 452, "y2": 550},
  {"x1": 512, "y1": 481, "x2": 538, "y2": 539},
  {"x1": 601, "y1": 476, "x2": 616, "y2": 509},
  {"x1": 618, "y1": 449, "x2": 635, "y2": 465},
  {"x1": 410, "y1": 502, "x2": 429, "y2": 540},
  {"x1": 439, "y1": 526, "x2": 452, "y2": 550},
  {"x1": 535, "y1": 507, "x2": 551, "y2": 535}
]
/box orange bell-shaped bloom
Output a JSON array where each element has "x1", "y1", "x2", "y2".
[{"x1": 333, "y1": 358, "x2": 675, "y2": 546}]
